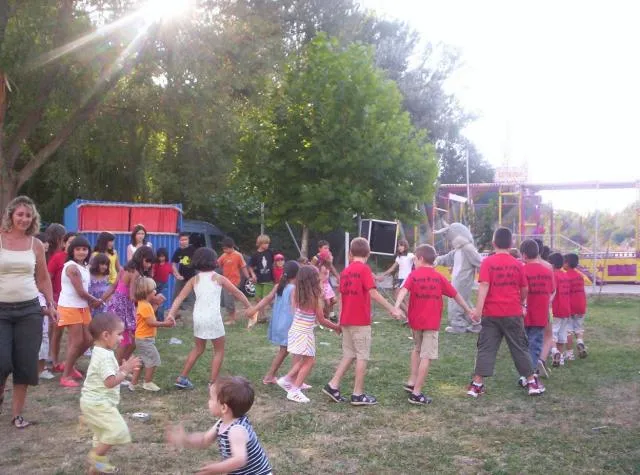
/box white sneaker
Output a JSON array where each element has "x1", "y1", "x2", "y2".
[
  {"x1": 286, "y1": 389, "x2": 310, "y2": 403},
  {"x1": 276, "y1": 377, "x2": 293, "y2": 392},
  {"x1": 120, "y1": 380, "x2": 132, "y2": 389},
  {"x1": 559, "y1": 353, "x2": 566, "y2": 366},
  {"x1": 142, "y1": 382, "x2": 161, "y2": 392},
  {"x1": 39, "y1": 369, "x2": 55, "y2": 380},
  {"x1": 566, "y1": 350, "x2": 576, "y2": 361}
]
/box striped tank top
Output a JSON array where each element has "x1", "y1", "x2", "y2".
[{"x1": 215, "y1": 416, "x2": 272, "y2": 475}]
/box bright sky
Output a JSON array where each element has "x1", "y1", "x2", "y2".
[{"x1": 362, "y1": 0, "x2": 639, "y2": 214}]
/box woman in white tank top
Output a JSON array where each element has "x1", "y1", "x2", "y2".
[
  {"x1": 57, "y1": 236, "x2": 103, "y2": 388},
  {"x1": 0, "y1": 196, "x2": 55, "y2": 428}
]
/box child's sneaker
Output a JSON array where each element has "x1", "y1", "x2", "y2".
[
  {"x1": 142, "y1": 382, "x2": 161, "y2": 392},
  {"x1": 88, "y1": 450, "x2": 118, "y2": 474},
  {"x1": 552, "y1": 352, "x2": 561, "y2": 367},
  {"x1": 286, "y1": 389, "x2": 310, "y2": 403},
  {"x1": 537, "y1": 359, "x2": 551, "y2": 378},
  {"x1": 322, "y1": 384, "x2": 346, "y2": 403},
  {"x1": 60, "y1": 376, "x2": 80, "y2": 388},
  {"x1": 466, "y1": 382, "x2": 485, "y2": 398},
  {"x1": 566, "y1": 350, "x2": 575, "y2": 361},
  {"x1": 350, "y1": 393, "x2": 378, "y2": 406},
  {"x1": 174, "y1": 376, "x2": 194, "y2": 390},
  {"x1": 560, "y1": 353, "x2": 566, "y2": 366},
  {"x1": 577, "y1": 342, "x2": 588, "y2": 358},
  {"x1": 408, "y1": 393, "x2": 432, "y2": 405},
  {"x1": 276, "y1": 377, "x2": 293, "y2": 392},
  {"x1": 527, "y1": 376, "x2": 545, "y2": 396},
  {"x1": 517, "y1": 376, "x2": 528, "y2": 388},
  {"x1": 39, "y1": 369, "x2": 55, "y2": 380}
]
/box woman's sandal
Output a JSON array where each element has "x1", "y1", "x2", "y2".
[{"x1": 11, "y1": 415, "x2": 32, "y2": 429}]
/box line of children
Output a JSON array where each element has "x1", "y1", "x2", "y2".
[
  {"x1": 168, "y1": 247, "x2": 252, "y2": 390},
  {"x1": 394, "y1": 244, "x2": 474, "y2": 405}
]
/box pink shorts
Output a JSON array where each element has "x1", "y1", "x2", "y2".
[{"x1": 322, "y1": 281, "x2": 335, "y2": 300}]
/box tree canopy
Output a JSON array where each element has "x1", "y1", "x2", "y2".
[{"x1": 1, "y1": 0, "x2": 492, "y2": 246}]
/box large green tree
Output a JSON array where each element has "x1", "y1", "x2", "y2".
[{"x1": 238, "y1": 35, "x2": 437, "y2": 256}]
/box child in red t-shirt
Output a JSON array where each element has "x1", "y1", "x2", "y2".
[
  {"x1": 519, "y1": 240, "x2": 555, "y2": 383},
  {"x1": 322, "y1": 238, "x2": 401, "y2": 406},
  {"x1": 394, "y1": 244, "x2": 474, "y2": 405},
  {"x1": 152, "y1": 248, "x2": 173, "y2": 321},
  {"x1": 467, "y1": 228, "x2": 545, "y2": 398},
  {"x1": 563, "y1": 253, "x2": 588, "y2": 359},
  {"x1": 549, "y1": 253, "x2": 572, "y2": 367}
]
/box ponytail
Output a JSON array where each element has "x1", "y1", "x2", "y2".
[{"x1": 276, "y1": 260, "x2": 299, "y2": 296}]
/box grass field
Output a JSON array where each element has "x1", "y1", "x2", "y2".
[{"x1": 1, "y1": 296, "x2": 639, "y2": 474}]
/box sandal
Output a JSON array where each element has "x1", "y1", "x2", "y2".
[
  {"x1": 403, "y1": 383, "x2": 414, "y2": 393},
  {"x1": 322, "y1": 383, "x2": 346, "y2": 403},
  {"x1": 12, "y1": 415, "x2": 32, "y2": 429}
]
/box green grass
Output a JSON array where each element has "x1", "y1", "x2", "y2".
[{"x1": 2, "y1": 297, "x2": 639, "y2": 474}]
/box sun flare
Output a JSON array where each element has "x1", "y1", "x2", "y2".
[{"x1": 140, "y1": 0, "x2": 193, "y2": 23}]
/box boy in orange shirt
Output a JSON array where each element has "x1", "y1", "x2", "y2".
[
  {"x1": 131, "y1": 278, "x2": 174, "y2": 391},
  {"x1": 394, "y1": 244, "x2": 474, "y2": 405},
  {"x1": 217, "y1": 237, "x2": 250, "y2": 325}
]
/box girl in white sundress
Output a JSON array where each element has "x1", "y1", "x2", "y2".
[
  {"x1": 276, "y1": 265, "x2": 341, "y2": 403},
  {"x1": 167, "y1": 247, "x2": 251, "y2": 390}
]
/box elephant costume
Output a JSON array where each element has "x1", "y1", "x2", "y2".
[{"x1": 434, "y1": 222, "x2": 482, "y2": 333}]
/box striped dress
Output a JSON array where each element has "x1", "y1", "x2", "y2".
[
  {"x1": 215, "y1": 416, "x2": 272, "y2": 475},
  {"x1": 287, "y1": 307, "x2": 317, "y2": 357}
]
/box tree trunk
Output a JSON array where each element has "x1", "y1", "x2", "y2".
[
  {"x1": 300, "y1": 224, "x2": 309, "y2": 259},
  {"x1": 0, "y1": 171, "x2": 17, "y2": 211}
]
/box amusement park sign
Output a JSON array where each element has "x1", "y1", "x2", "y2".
[{"x1": 495, "y1": 165, "x2": 528, "y2": 184}]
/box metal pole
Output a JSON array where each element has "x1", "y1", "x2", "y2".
[
  {"x1": 465, "y1": 149, "x2": 471, "y2": 204},
  {"x1": 592, "y1": 183, "x2": 599, "y2": 292},
  {"x1": 260, "y1": 202, "x2": 265, "y2": 235},
  {"x1": 345, "y1": 232, "x2": 350, "y2": 268},
  {"x1": 284, "y1": 221, "x2": 302, "y2": 256}
]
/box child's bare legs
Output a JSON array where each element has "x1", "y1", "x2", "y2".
[
  {"x1": 116, "y1": 336, "x2": 136, "y2": 365},
  {"x1": 353, "y1": 359, "x2": 368, "y2": 395},
  {"x1": 412, "y1": 355, "x2": 431, "y2": 396},
  {"x1": 61, "y1": 324, "x2": 92, "y2": 379},
  {"x1": 131, "y1": 365, "x2": 157, "y2": 385},
  {"x1": 209, "y1": 337, "x2": 225, "y2": 383},
  {"x1": 178, "y1": 337, "x2": 207, "y2": 379},
  {"x1": 328, "y1": 356, "x2": 354, "y2": 390},
  {"x1": 51, "y1": 325, "x2": 64, "y2": 367},
  {"x1": 407, "y1": 349, "x2": 419, "y2": 387},
  {"x1": 540, "y1": 323, "x2": 554, "y2": 361},
  {"x1": 283, "y1": 355, "x2": 304, "y2": 383},
  {"x1": 566, "y1": 332, "x2": 574, "y2": 355},
  {"x1": 264, "y1": 346, "x2": 288, "y2": 383},
  {"x1": 291, "y1": 356, "x2": 315, "y2": 388},
  {"x1": 88, "y1": 443, "x2": 113, "y2": 474}
]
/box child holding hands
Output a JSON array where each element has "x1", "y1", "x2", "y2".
[
  {"x1": 275, "y1": 265, "x2": 341, "y2": 403},
  {"x1": 80, "y1": 313, "x2": 141, "y2": 474},
  {"x1": 167, "y1": 376, "x2": 272, "y2": 474},
  {"x1": 394, "y1": 244, "x2": 475, "y2": 405},
  {"x1": 130, "y1": 277, "x2": 174, "y2": 391}
]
